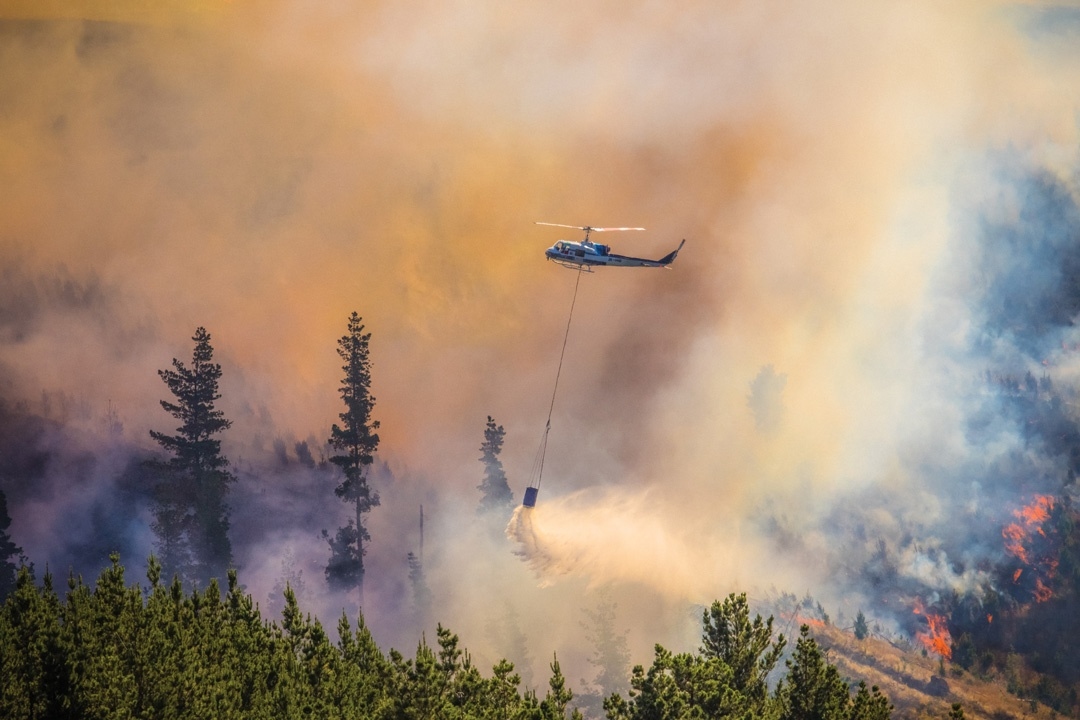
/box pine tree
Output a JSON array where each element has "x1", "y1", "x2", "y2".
[
  {"x1": 325, "y1": 312, "x2": 380, "y2": 608},
  {"x1": 3, "y1": 554, "x2": 614, "y2": 719},
  {"x1": 541, "y1": 653, "x2": 581, "y2": 720},
  {"x1": 268, "y1": 547, "x2": 307, "y2": 618},
  {"x1": 407, "y1": 551, "x2": 432, "y2": 623},
  {"x1": 607, "y1": 594, "x2": 791, "y2": 720},
  {"x1": 581, "y1": 594, "x2": 630, "y2": 703},
  {"x1": 0, "y1": 488, "x2": 23, "y2": 600},
  {"x1": 322, "y1": 523, "x2": 362, "y2": 593},
  {"x1": 477, "y1": 416, "x2": 514, "y2": 516},
  {"x1": 850, "y1": 682, "x2": 893, "y2": 720},
  {"x1": 701, "y1": 592, "x2": 786, "y2": 707},
  {"x1": 0, "y1": 567, "x2": 69, "y2": 719},
  {"x1": 779, "y1": 625, "x2": 851, "y2": 720},
  {"x1": 148, "y1": 327, "x2": 236, "y2": 586},
  {"x1": 854, "y1": 610, "x2": 869, "y2": 641}
]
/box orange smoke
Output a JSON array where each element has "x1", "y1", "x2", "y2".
[{"x1": 912, "y1": 598, "x2": 952, "y2": 659}]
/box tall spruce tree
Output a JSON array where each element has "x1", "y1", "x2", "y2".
[
  {"x1": 325, "y1": 312, "x2": 380, "y2": 607},
  {"x1": 149, "y1": 327, "x2": 235, "y2": 586},
  {"x1": 477, "y1": 416, "x2": 513, "y2": 515}
]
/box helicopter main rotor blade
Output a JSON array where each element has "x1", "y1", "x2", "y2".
[
  {"x1": 535, "y1": 222, "x2": 587, "y2": 230},
  {"x1": 535, "y1": 222, "x2": 645, "y2": 232}
]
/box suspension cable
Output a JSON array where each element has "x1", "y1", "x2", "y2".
[{"x1": 530, "y1": 265, "x2": 585, "y2": 492}]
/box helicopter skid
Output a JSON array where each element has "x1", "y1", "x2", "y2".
[{"x1": 548, "y1": 258, "x2": 595, "y2": 272}]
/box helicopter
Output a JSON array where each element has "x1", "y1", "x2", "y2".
[{"x1": 538, "y1": 222, "x2": 685, "y2": 270}]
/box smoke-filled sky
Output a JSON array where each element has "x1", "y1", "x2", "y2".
[{"x1": 4, "y1": 0, "x2": 1080, "y2": 687}]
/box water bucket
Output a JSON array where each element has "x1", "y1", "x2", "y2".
[{"x1": 522, "y1": 486, "x2": 539, "y2": 508}]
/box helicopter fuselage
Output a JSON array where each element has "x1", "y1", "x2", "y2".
[{"x1": 544, "y1": 239, "x2": 684, "y2": 269}]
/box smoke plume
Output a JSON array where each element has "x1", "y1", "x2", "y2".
[{"x1": 3, "y1": 0, "x2": 1080, "y2": 684}]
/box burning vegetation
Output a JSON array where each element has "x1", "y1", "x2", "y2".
[
  {"x1": 1002, "y1": 494, "x2": 1059, "y2": 603},
  {"x1": 5, "y1": 4, "x2": 1080, "y2": 719},
  {"x1": 912, "y1": 599, "x2": 952, "y2": 660}
]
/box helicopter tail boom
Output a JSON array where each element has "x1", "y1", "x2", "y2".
[{"x1": 656, "y1": 239, "x2": 686, "y2": 266}]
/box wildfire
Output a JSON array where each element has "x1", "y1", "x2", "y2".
[
  {"x1": 1002, "y1": 494, "x2": 1058, "y2": 603},
  {"x1": 1034, "y1": 578, "x2": 1053, "y2": 603},
  {"x1": 1002, "y1": 494, "x2": 1052, "y2": 562},
  {"x1": 912, "y1": 598, "x2": 952, "y2": 659},
  {"x1": 1004, "y1": 524, "x2": 1033, "y2": 564},
  {"x1": 795, "y1": 615, "x2": 826, "y2": 629}
]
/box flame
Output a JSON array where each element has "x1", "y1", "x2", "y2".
[
  {"x1": 986, "y1": 614, "x2": 992, "y2": 624},
  {"x1": 1018, "y1": 495, "x2": 1053, "y2": 525},
  {"x1": 796, "y1": 615, "x2": 826, "y2": 629},
  {"x1": 1034, "y1": 578, "x2": 1053, "y2": 603},
  {"x1": 912, "y1": 598, "x2": 952, "y2": 659},
  {"x1": 1002, "y1": 494, "x2": 1058, "y2": 602},
  {"x1": 1002, "y1": 495, "x2": 1054, "y2": 562},
  {"x1": 1003, "y1": 523, "x2": 1031, "y2": 564}
]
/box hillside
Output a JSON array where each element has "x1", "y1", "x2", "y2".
[{"x1": 810, "y1": 623, "x2": 1053, "y2": 720}]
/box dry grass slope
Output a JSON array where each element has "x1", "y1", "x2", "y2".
[{"x1": 810, "y1": 624, "x2": 1055, "y2": 720}]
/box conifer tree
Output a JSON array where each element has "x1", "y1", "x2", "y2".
[
  {"x1": 148, "y1": 326, "x2": 235, "y2": 586},
  {"x1": 1, "y1": 554, "x2": 614, "y2": 718},
  {"x1": 854, "y1": 610, "x2": 869, "y2": 641},
  {"x1": 851, "y1": 682, "x2": 893, "y2": 720},
  {"x1": 323, "y1": 523, "x2": 362, "y2": 593},
  {"x1": 606, "y1": 593, "x2": 790, "y2": 720},
  {"x1": 541, "y1": 654, "x2": 582, "y2": 720},
  {"x1": 581, "y1": 594, "x2": 630, "y2": 703},
  {"x1": 477, "y1": 416, "x2": 514, "y2": 516},
  {"x1": 701, "y1": 592, "x2": 786, "y2": 707},
  {"x1": 407, "y1": 551, "x2": 432, "y2": 623},
  {"x1": 268, "y1": 547, "x2": 307, "y2": 618},
  {"x1": 495, "y1": 602, "x2": 533, "y2": 689},
  {"x1": 0, "y1": 488, "x2": 23, "y2": 600},
  {"x1": 0, "y1": 567, "x2": 68, "y2": 719},
  {"x1": 779, "y1": 626, "x2": 851, "y2": 720},
  {"x1": 325, "y1": 312, "x2": 380, "y2": 607}
]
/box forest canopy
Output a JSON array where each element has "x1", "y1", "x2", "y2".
[{"x1": 0, "y1": 556, "x2": 890, "y2": 720}]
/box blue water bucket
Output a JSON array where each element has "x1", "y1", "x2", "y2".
[{"x1": 522, "y1": 486, "x2": 539, "y2": 508}]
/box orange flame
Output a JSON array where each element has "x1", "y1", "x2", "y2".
[
  {"x1": 1034, "y1": 578, "x2": 1053, "y2": 603},
  {"x1": 796, "y1": 615, "x2": 826, "y2": 629},
  {"x1": 1002, "y1": 494, "x2": 1058, "y2": 602},
  {"x1": 1018, "y1": 496, "x2": 1052, "y2": 525},
  {"x1": 1003, "y1": 523, "x2": 1031, "y2": 564},
  {"x1": 912, "y1": 598, "x2": 952, "y2": 659}
]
